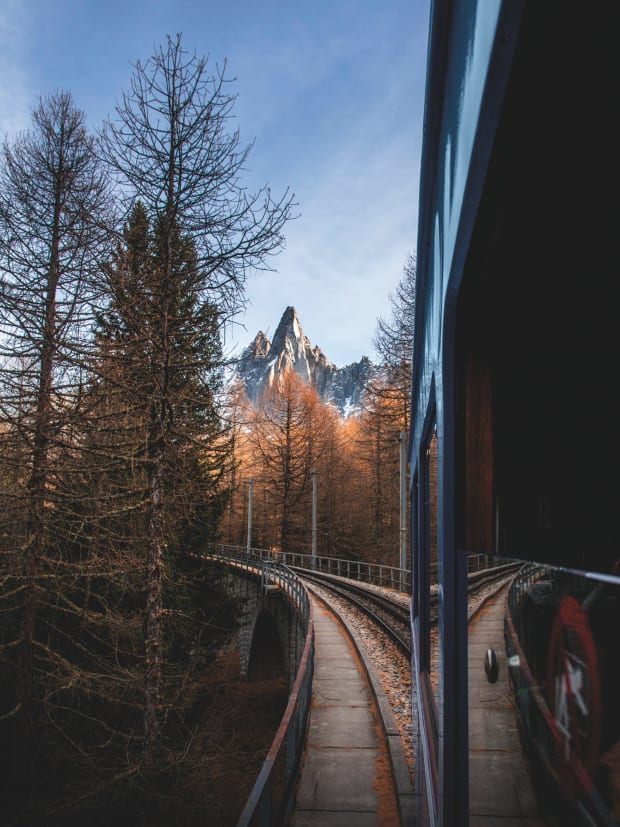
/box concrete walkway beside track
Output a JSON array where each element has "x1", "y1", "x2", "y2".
[
  {"x1": 290, "y1": 592, "x2": 413, "y2": 826},
  {"x1": 468, "y1": 586, "x2": 545, "y2": 826}
]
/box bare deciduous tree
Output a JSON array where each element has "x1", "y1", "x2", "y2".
[
  {"x1": 0, "y1": 90, "x2": 112, "y2": 755},
  {"x1": 372, "y1": 252, "x2": 416, "y2": 432},
  {"x1": 98, "y1": 34, "x2": 295, "y2": 767}
]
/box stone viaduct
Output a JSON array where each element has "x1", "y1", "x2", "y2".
[{"x1": 206, "y1": 556, "x2": 308, "y2": 683}]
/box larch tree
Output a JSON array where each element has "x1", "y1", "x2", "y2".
[
  {"x1": 0, "y1": 91, "x2": 112, "y2": 764},
  {"x1": 249, "y1": 371, "x2": 325, "y2": 555},
  {"x1": 371, "y1": 252, "x2": 416, "y2": 432},
  {"x1": 350, "y1": 253, "x2": 416, "y2": 568},
  {"x1": 354, "y1": 392, "x2": 403, "y2": 565},
  {"x1": 98, "y1": 34, "x2": 294, "y2": 767},
  {"x1": 310, "y1": 402, "x2": 357, "y2": 559},
  {"x1": 219, "y1": 375, "x2": 256, "y2": 547}
]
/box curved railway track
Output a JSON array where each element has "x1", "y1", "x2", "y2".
[
  {"x1": 294, "y1": 560, "x2": 524, "y2": 658},
  {"x1": 295, "y1": 566, "x2": 411, "y2": 655}
]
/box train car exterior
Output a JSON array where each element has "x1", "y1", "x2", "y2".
[{"x1": 409, "y1": 2, "x2": 619, "y2": 825}]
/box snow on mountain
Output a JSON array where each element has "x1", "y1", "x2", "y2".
[{"x1": 235, "y1": 306, "x2": 374, "y2": 416}]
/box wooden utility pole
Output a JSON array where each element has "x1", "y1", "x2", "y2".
[{"x1": 399, "y1": 432, "x2": 407, "y2": 590}]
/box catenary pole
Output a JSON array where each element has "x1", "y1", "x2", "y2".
[
  {"x1": 399, "y1": 432, "x2": 407, "y2": 590},
  {"x1": 311, "y1": 469, "x2": 317, "y2": 570},
  {"x1": 247, "y1": 478, "x2": 253, "y2": 554}
]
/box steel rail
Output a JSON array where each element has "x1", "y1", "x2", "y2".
[{"x1": 297, "y1": 568, "x2": 412, "y2": 656}]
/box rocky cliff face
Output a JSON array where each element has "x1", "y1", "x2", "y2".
[{"x1": 235, "y1": 306, "x2": 374, "y2": 416}]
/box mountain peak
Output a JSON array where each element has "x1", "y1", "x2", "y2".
[
  {"x1": 244, "y1": 330, "x2": 271, "y2": 359},
  {"x1": 280, "y1": 305, "x2": 299, "y2": 326},
  {"x1": 270, "y1": 306, "x2": 308, "y2": 362},
  {"x1": 235, "y1": 307, "x2": 375, "y2": 416}
]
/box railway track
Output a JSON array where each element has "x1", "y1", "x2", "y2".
[
  {"x1": 294, "y1": 560, "x2": 525, "y2": 787},
  {"x1": 298, "y1": 572, "x2": 416, "y2": 783},
  {"x1": 294, "y1": 566, "x2": 411, "y2": 655},
  {"x1": 295, "y1": 560, "x2": 523, "y2": 659}
]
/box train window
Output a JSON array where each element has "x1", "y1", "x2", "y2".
[
  {"x1": 467, "y1": 552, "x2": 620, "y2": 825},
  {"x1": 414, "y1": 419, "x2": 441, "y2": 819},
  {"x1": 411, "y1": 469, "x2": 419, "y2": 621},
  {"x1": 428, "y1": 426, "x2": 439, "y2": 702}
]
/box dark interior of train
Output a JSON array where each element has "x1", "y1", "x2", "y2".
[{"x1": 455, "y1": 4, "x2": 617, "y2": 574}]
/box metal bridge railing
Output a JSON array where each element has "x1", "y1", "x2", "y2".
[
  {"x1": 217, "y1": 543, "x2": 412, "y2": 593},
  {"x1": 209, "y1": 547, "x2": 314, "y2": 826}
]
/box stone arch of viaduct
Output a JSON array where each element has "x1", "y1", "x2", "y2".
[{"x1": 207, "y1": 560, "x2": 307, "y2": 683}]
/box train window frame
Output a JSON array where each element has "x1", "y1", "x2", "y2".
[{"x1": 412, "y1": 406, "x2": 441, "y2": 822}]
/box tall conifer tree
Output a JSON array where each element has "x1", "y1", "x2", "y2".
[{"x1": 99, "y1": 34, "x2": 293, "y2": 765}]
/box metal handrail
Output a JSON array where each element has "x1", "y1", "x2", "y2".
[
  {"x1": 211, "y1": 548, "x2": 312, "y2": 633},
  {"x1": 217, "y1": 543, "x2": 412, "y2": 593},
  {"x1": 236, "y1": 606, "x2": 314, "y2": 826},
  {"x1": 208, "y1": 548, "x2": 314, "y2": 826}
]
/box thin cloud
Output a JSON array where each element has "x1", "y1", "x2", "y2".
[
  {"x1": 0, "y1": 0, "x2": 38, "y2": 138},
  {"x1": 1, "y1": 0, "x2": 428, "y2": 369}
]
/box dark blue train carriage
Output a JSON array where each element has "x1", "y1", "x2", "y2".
[{"x1": 409, "y1": 2, "x2": 619, "y2": 825}]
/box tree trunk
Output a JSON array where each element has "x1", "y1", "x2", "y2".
[
  {"x1": 143, "y1": 220, "x2": 171, "y2": 768},
  {"x1": 143, "y1": 444, "x2": 164, "y2": 768},
  {"x1": 19, "y1": 200, "x2": 60, "y2": 737}
]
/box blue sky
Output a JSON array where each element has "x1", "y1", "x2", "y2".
[{"x1": 0, "y1": 0, "x2": 430, "y2": 366}]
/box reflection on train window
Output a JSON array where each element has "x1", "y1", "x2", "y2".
[
  {"x1": 420, "y1": 421, "x2": 440, "y2": 795},
  {"x1": 427, "y1": 427, "x2": 439, "y2": 700},
  {"x1": 411, "y1": 469, "x2": 419, "y2": 621},
  {"x1": 469, "y1": 554, "x2": 620, "y2": 825}
]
